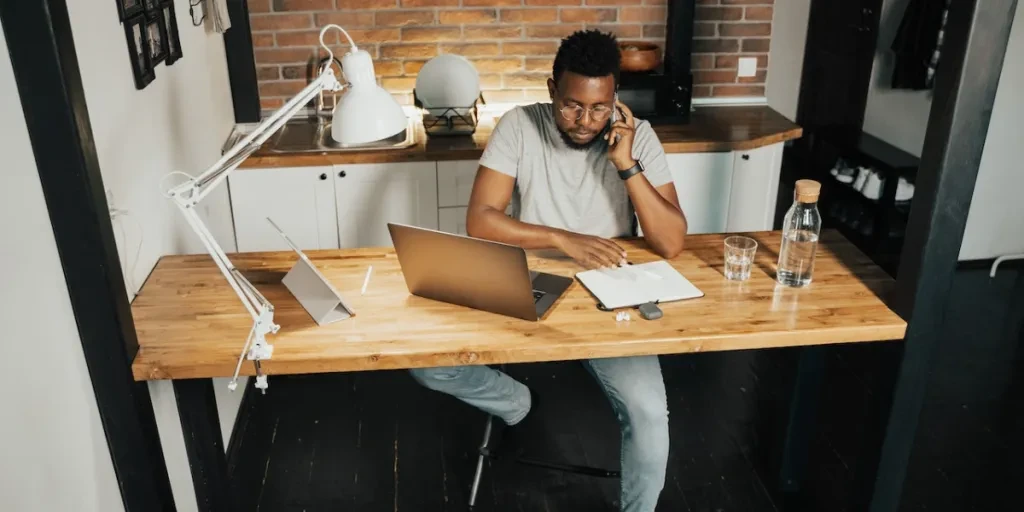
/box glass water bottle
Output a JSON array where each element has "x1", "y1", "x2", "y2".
[{"x1": 777, "y1": 179, "x2": 822, "y2": 287}]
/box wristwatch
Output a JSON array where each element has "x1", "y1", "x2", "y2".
[{"x1": 617, "y1": 160, "x2": 644, "y2": 181}]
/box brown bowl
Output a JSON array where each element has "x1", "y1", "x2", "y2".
[{"x1": 619, "y1": 41, "x2": 661, "y2": 72}]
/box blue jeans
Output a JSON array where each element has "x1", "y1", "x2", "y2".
[{"x1": 409, "y1": 356, "x2": 669, "y2": 512}]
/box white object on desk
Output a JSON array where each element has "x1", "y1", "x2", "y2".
[
  {"x1": 361, "y1": 265, "x2": 373, "y2": 295},
  {"x1": 576, "y1": 261, "x2": 704, "y2": 310},
  {"x1": 269, "y1": 218, "x2": 355, "y2": 326}
]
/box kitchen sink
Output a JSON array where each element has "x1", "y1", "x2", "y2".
[{"x1": 267, "y1": 116, "x2": 417, "y2": 153}]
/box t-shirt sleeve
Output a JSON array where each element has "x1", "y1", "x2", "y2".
[
  {"x1": 632, "y1": 120, "x2": 673, "y2": 188},
  {"x1": 478, "y1": 108, "x2": 522, "y2": 178}
]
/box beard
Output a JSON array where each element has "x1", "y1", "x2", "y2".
[{"x1": 558, "y1": 122, "x2": 611, "y2": 151}]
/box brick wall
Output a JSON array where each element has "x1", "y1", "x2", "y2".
[{"x1": 250, "y1": 0, "x2": 774, "y2": 111}]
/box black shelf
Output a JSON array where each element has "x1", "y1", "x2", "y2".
[
  {"x1": 779, "y1": 126, "x2": 918, "y2": 279},
  {"x1": 815, "y1": 125, "x2": 920, "y2": 182}
]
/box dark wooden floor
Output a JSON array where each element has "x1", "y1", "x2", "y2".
[
  {"x1": 228, "y1": 265, "x2": 1024, "y2": 512},
  {"x1": 228, "y1": 350, "x2": 795, "y2": 512}
]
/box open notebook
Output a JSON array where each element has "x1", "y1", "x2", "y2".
[{"x1": 575, "y1": 261, "x2": 704, "y2": 310}]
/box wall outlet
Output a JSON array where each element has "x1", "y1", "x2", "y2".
[{"x1": 738, "y1": 57, "x2": 758, "y2": 78}]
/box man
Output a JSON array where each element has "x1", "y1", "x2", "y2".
[{"x1": 409, "y1": 30, "x2": 688, "y2": 512}]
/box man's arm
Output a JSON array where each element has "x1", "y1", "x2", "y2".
[
  {"x1": 625, "y1": 176, "x2": 688, "y2": 258},
  {"x1": 466, "y1": 166, "x2": 628, "y2": 269},
  {"x1": 606, "y1": 100, "x2": 688, "y2": 258}
]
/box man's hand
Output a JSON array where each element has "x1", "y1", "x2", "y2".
[
  {"x1": 553, "y1": 231, "x2": 628, "y2": 269},
  {"x1": 605, "y1": 99, "x2": 637, "y2": 171}
]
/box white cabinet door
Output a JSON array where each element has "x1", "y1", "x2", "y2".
[
  {"x1": 334, "y1": 162, "x2": 438, "y2": 248},
  {"x1": 727, "y1": 143, "x2": 784, "y2": 232},
  {"x1": 665, "y1": 152, "x2": 735, "y2": 234},
  {"x1": 437, "y1": 160, "x2": 479, "y2": 207},
  {"x1": 228, "y1": 166, "x2": 338, "y2": 252},
  {"x1": 438, "y1": 207, "x2": 469, "y2": 235}
]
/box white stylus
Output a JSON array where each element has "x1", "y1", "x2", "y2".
[{"x1": 361, "y1": 265, "x2": 373, "y2": 295}]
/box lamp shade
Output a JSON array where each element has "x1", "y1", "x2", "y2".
[{"x1": 331, "y1": 48, "x2": 407, "y2": 145}]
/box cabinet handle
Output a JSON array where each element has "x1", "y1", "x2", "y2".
[
  {"x1": 741, "y1": 154, "x2": 750, "y2": 161},
  {"x1": 319, "y1": 173, "x2": 327, "y2": 180},
  {"x1": 338, "y1": 170, "x2": 347, "y2": 178}
]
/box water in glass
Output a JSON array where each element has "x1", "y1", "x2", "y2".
[
  {"x1": 725, "y1": 253, "x2": 752, "y2": 280},
  {"x1": 777, "y1": 229, "x2": 819, "y2": 286}
]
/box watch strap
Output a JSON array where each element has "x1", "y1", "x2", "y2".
[{"x1": 618, "y1": 161, "x2": 644, "y2": 180}]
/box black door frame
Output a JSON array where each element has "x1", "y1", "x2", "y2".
[
  {"x1": 2, "y1": 0, "x2": 1017, "y2": 511},
  {"x1": 865, "y1": 1, "x2": 1018, "y2": 510},
  {"x1": 224, "y1": 0, "x2": 260, "y2": 123},
  {"x1": 0, "y1": 1, "x2": 176, "y2": 510}
]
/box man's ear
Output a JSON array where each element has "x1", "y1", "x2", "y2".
[{"x1": 547, "y1": 78, "x2": 556, "y2": 101}]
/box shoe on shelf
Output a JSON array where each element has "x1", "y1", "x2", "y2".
[
  {"x1": 852, "y1": 166, "x2": 870, "y2": 191},
  {"x1": 833, "y1": 160, "x2": 856, "y2": 184},
  {"x1": 896, "y1": 177, "x2": 915, "y2": 201},
  {"x1": 862, "y1": 171, "x2": 884, "y2": 200}
]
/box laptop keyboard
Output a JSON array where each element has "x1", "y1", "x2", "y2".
[{"x1": 532, "y1": 290, "x2": 545, "y2": 303}]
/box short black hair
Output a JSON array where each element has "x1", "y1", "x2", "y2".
[{"x1": 552, "y1": 29, "x2": 620, "y2": 87}]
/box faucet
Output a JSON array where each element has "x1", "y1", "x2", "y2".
[{"x1": 312, "y1": 55, "x2": 343, "y2": 122}]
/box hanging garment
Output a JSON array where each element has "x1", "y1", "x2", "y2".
[{"x1": 890, "y1": 0, "x2": 951, "y2": 90}]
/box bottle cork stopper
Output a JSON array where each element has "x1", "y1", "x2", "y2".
[{"x1": 795, "y1": 179, "x2": 821, "y2": 203}]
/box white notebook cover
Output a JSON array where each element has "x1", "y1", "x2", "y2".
[{"x1": 575, "y1": 261, "x2": 704, "y2": 310}]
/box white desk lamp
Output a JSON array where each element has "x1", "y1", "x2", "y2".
[{"x1": 163, "y1": 24, "x2": 407, "y2": 393}]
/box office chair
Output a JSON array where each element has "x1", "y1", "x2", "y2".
[{"x1": 466, "y1": 364, "x2": 621, "y2": 509}]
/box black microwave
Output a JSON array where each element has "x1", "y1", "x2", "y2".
[{"x1": 618, "y1": 71, "x2": 693, "y2": 125}]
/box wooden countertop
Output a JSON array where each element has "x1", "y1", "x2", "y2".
[
  {"x1": 130, "y1": 230, "x2": 904, "y2": 381},
  {"x1": 239, "y1": 105, "x2": 802, "y2": 168}
]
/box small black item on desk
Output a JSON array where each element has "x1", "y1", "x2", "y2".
[{"x1": 638, "y1": 302, "x2": 663, "y2": 320}]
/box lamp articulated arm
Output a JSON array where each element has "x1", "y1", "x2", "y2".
[{"x1": 164, "y1": 65, "x2": 344, "y2": 393}]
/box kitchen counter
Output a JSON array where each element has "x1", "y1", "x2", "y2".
[{"x1": 238, "y1": 105, "x2": 802, "y2": 169}]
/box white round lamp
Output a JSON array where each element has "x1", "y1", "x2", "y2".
[{"x1": 319, "y1": 25, "x2": 408, "y2": 145}]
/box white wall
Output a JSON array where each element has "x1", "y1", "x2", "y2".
[
  {"x1": 959, "y1": 1, "x2": 1024, "y2": 261},
  {"x1": 0, "y1": 25, "x2": 123, "y2": 512},
  {"x1": 862, "y1": 0, "x2": 933, "y2": 157},
  {"x1": 766, "y1": 0, "x2": 811, "y2": 120},
  {"x1": 62, "y1": 1, "x2": 247, "y2": 510}
]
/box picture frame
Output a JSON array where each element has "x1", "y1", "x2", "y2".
[
  {"x1": 116, "y1": 0, "x2": 144, "y2": 21},
  {"x1": 145, "y1": 12, "x2": 169, "y2": 65},
  {"x1": 161, "y1": 3, "x2": 183, "y2": 65},
  {"x1": 124, "y1": 14, "x2": 154, "y2": 89}
]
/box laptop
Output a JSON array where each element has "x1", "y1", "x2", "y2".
[{"x1": 387, "y1": 223, "x2": 572, "y2": 321}]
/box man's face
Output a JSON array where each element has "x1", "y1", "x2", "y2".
[{"x1": 548, "y1": 71, "x2": 616, "y2": 149}]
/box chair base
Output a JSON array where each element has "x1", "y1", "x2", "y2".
[{"x1": 467, "y1": 415, "x2": 621, "y2": 508}]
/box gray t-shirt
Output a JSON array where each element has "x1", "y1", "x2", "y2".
[{"x1": 479, "y1": 102, "x2": 673, "y2": 239}]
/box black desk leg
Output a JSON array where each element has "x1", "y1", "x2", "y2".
[
  {"x1": 779, "y1": 346, "x2": 826, "y2": 492},
  {"x1": 174, "y1": 378, "x2": 234, "y2": 511}
]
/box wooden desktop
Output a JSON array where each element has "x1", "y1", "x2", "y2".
[{"x1": 130, "y1": 229, "x2": 906, "y2": 509}]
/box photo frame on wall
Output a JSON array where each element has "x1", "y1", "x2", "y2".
[
  {"x1": 124, "y1": 14, "x2": 154, "y2": 89},
  {"x1": 161, "y1": 3, "x2": 183, "y2": 65},
  {"x1": 146, "y1": 12, "x2": 169, "y2": 65},
  {"x1": 117, "y1": 0, "x2": 144, "y2": 21}
]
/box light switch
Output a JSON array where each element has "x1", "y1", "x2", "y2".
[{"x1": 737, "y1": 57, "x2": 758, "y2": 78}]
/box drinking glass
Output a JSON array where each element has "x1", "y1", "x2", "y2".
[{"x1": 724, "y1": 236, "x2": 758, "y2": 281}]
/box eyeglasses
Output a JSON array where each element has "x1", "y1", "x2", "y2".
[{"x1": 558, "y1": 104, "x2": 613, "y2": 122}]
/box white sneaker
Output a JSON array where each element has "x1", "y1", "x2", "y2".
[
  {"x1": 862, "y1": 171, "x2": 884, "y2": 200},
  {"x1": 852, "y1": 166, "x2": 870, "y2": 190},
  {"x1": 896, "y1": 177, "x2": 915, "y2": 201}
]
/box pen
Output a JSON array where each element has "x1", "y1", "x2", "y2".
[{"x1": 361, "y1": 265, "x2": 373, "y2": 295}]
